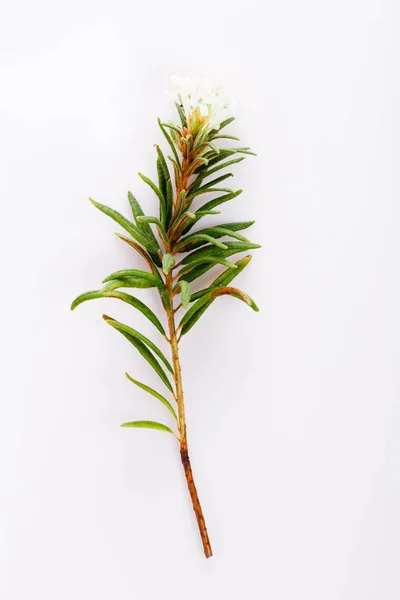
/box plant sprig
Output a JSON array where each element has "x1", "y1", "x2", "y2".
[{"x1": 71, "y1": 77, "x2": 260, "y2": 558}]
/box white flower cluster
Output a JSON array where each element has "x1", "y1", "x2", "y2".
[{"x1": 170, "y1": 76, "x2": 238, "y2": 130}]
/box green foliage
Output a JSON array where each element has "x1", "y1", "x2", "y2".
[
  {"x1": 179, "y1": 280, "x2": 191, "y2": 308},
  {"x1": 70, "y1": 290, "x2": 165, "y2": 334},
  {"x1": 125, "y1": 373, "x2": 177, "y2": 419},
  {"x1": 190, "y1": 255, "x2": 252, "y2": 302},
  {"x1": 89, "y1": 198, "x2": 159, "y2": 254},
  {"x1": 103, "y1": 316, "x2": 173, "y2": 374},
  {"x1": 104, "y1": 316, "x2": 173, "y2": 393},
  {"x1": 72, "y1": 106, "x2": 260, "y2": 434},
  {"x1": 120, "y1": 420, "x2": 174, "y2": 434},
  {"x1": 179, "y1": 286, "x2": 259, "y2": 335},
  {"x1": 162, "y1": 253, "x2": 175, "y2": 275}
]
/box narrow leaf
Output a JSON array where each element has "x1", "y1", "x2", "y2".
[
  {"x1": 170, "y1": 211, "x2": 196, "y2": 239},
  {"x1": 179, "y1": 257, "x2": 237, "y2": 280},
  {"x1": 189, "y1": 173, "x2": 234, "y2": 198},
  {"x1": 215, "y1": 116, "x2": 235, "y2": 130},
  {"x1": 182, "y1": 190, "x2": 243, "y2": 233},
  {"x1": 178, "y1": 221, "x2": 254, "y2": 250},
  {"x1": 116, "y1": 233, "x2": 162, "y2": 269},
  {"x1": 104, "y1": 316, "x2": 173, "y2": 374},
  {"x1": 175, "y1": 234, "x2": 228, "y2": 251},
  {"x1": 156, "y1": 158, "x2": 167, "y2": 210},
  {"x1": 89, "y1": 198, "x2": 158, "y2": 253},
  {"x1": 175, "y1": 101, "x2": 188, "y2": 128},
  {"x1": 190, "y1": 255, "x2": 252, "y2": 302},
  {"x1": 138, "y1": 173, "x2": 167, "y2": 227},
  {"x1": 127, "y1": 191, "x2": 160, "y2": 250},
  {"x1": 125, "y1": 373, "x2": 177, "y2": 420},
  {"x1": 166, "y1": 178, "x2": 173, "y2": 225},
  {"x1": 137, "y1": 216, "x2": 168, "y2": 242},
  {"x1": 203, "y1": 141, "x2": 220, "y2": 154},
  {"x1": 181, "y1": 241, "x2": 261, "y2": 264},
  {"x1": 162, "y1": 254, "x2": 175, "y2": 275},
  {"x1": 234, "y1": 147, "x2": 257, "y2": 156},
  {"x1": 70, "y1": 290, "x2": 165, "y2": 335},
  {"x1": 160, "y1": 122, "x2": 181, "y2": 135},
  {"x1": 210, "y1": 134, "x2": 240, "y2": 141},
  {"x1": 155, "y1": 146, "x2": 170, "y2": 180},
  {"x1": 198, "y1": 157, "x2": 245, "y2": 179},
  {"x1": 106, "y1": 322, "x2": 173, "y2": 392},
  {"x1": 180, "y1": 280, "x2": 191, "y2": 308},
  {"x1": 179, "y1": 286, "x2": 258, "y2": 335},
  {"x1": 102, "y1": 268, "x2": 159, "y2": 286},
  {"x1": 120, "y1": 420, "x2": 174, "y2": 434},
  {"x1": 179, "y1": 300, "x2": 213, "y2": 335},
  {"x1": 157, "y1": 118, "x2": 180, "y2": 164},
  {"x1": 101, "y1": 278, "x2": 155, "y2": 292}
]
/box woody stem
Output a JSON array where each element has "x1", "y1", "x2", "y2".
[{"x1": 165, "y1": 272, "x2": 212, "y2": 558}]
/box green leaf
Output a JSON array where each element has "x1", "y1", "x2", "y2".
[
  {"x1": 89, "y1": 198, "x2": 159, "y2": 253},
  {"x1": 236, "y1": 148, "x2": 257, "y2": 156},
  {"x1": 195, "y1": 147, "x2": 254, "y2": 175},
  {"x1": 215, "y1": 116, "x2": 235, "y2": 131},
  {"x1": 180, "y1": 280, "x2": 191, "y2": 308},
  {"x1": 156, "y1": 159, "x2": 167, "y2": 213},
  {"x1": 181, "y1": 241, "x2": 261, "y2": 265},
  {"x1": 137, "y1": 216, "x2": 168, "y2": 242},
  {"x1": 170, "y1": 211, "x2": 196, "y2": 239},
  {"x1": 189, "y1": 173, "x2": 234, "y2": 198},
  {"x1": 194, "y1": 210, "x2": 221, "y2": 216},
  {"x1": 192, "y1": 127, "x2": 209, "y2": 152},
  {"x1": 201, "y1": 149, "x2": 238, "y2": 169},
  {"x1": 179, "y1": 286, "x2": 259, "y2": 335},
  {"x1": 180, "y1": 257, "x2": 237, "y2": 271},
  {"x1": 105, "y1": 320, "x2": 173, "y2": 392},
  {"x1": 127, "y1": 191, "x2": 160, "y2": 250},
  {"x1": 160, "y1": 122, "x2": 181, "y2": 135},
  {"x1": 125, "y1": 373, "x2": 177, "y2": 420},
  {"x1": 190, "y1": 255, "x2": 252, "y2": 302},
  {"x1": 210, "y1": 134, "x2": 241, "y2": 141},
  {"x1": 101, "y1": 268, "x2": 170, "y2": 310},
  {"x1": 138, "y1": 173, "x2": 167, "y2": 228},
  {"x1": 182, "y1": 190, "x2": 243, "y2": 233},
  {"x1": 162, "y1": 254, "x2": 175, "y2": 275},
  {"x1": 115, "y1": 233, "x2": 162, "y2": 269},
  {"x1": 104, "y1": 316, "x2": 173, "y2": 374},
  {"x1": 202, "y1": 227, "x2": 250, "y2": 242},
  {"x1": 203, "y1": 141, "x2": 220, "y2": 154},
  {"x1": 179, "y1": 300, "x2": 213, "y2": 335},
  {"x1": 175, "y1": 101, "x2": 188, "y2": 128},
  {"x1": 70, "y1": 290, "x2": 165, "y2": 335},
  {"x1": 199, "y1": 156, "x2": 245, "y2": 179},
  {"x1": 102, "y1": 268, "x2": 160, "y2": 287},
  {"x1": 174, "y1": 190, "x2": 187, "y2": 220},
  {"x1": 157, "y1": 118, "x2": 180, "y2": 165},
  {"x1": 166, "y1": 178, "x2": 173, "y2": 225},
  {"x1": 101, "y1": 278, "x2": 156, "y2": 292},
  {"x1": 179, "y1": 257, "x2": 237, "y2": 281},
  {"x1": 120, "y1": 420, "x2": 174, "y2": 434},
  {"x1": 190, "y1": 187, "x2": 235, "y2": 197},
  {"x1": 178, "y1": 221, "x2": 254, "y2": 250},
  {"x1": 155, "y1": 146, "x2": 170, "y2": 180},
  {"x1": 175, "y1": 234, "x2": 228, "y2": 251}
]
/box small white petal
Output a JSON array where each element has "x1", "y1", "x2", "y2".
[{"x1": 170, "y1": 75, "x2": 238, "y2": 128}]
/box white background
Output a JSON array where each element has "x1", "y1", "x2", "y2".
[{"x1": 0, "y1": 1, "x2": 398, "y2": 598}]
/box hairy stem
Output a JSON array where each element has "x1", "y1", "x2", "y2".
[{"x1": 165, "y1": 272, "x2": 212, "y2": 558}]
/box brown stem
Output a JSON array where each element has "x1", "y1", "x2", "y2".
[
  {"x1": 180, "y1": 432, "x2": 212, "y2": 558},
  {"x1": 165, "y1": 272, "x2": 213, "y2": 558}
]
